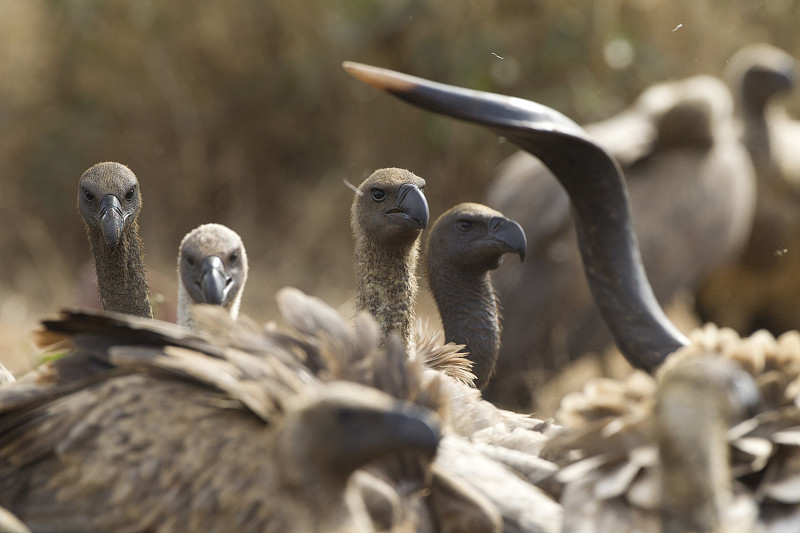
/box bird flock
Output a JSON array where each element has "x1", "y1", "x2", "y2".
[{"x1": 1, "y1": 43, "x2": 800, "y2": 532}]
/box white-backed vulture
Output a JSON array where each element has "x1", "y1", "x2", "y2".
[
  {"x1": 697, "y1": 43, "x2": 800, "y2": 335},
  {"x1": 177, "y1": 223, "x2": 248, "y2": 330},
  {"x1": 0, "y1": 291, "x2": 443, "y2": 533},
  {"x1": 350, "y1": 168, "x2": 429, "y2": 355},
  {"x1": 77, "y1": 162, "x2": 152, "y2": 319},
  {"x1": 342, "y1": 61, "x2": 800, "y2": 531},
  {"x1": 426, "y1": 202, "x2": 526, "y2": 389}
]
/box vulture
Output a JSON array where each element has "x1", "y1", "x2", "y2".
[
  {"x1": 77, "y1": 162, "x2": 152, "y2": 319},
  {"x1": 350, "y1": 167, "x2": 429, "y2": 356},
  {"x1": 342, "y1": 61, "x2": 800, "y2": 531},
  {"x1": 348, "y1": 171, "x2": 562, "y2": 531},
  {"x1": 425, "y1": 202, "x2": 526, "y2": 389},
  {"x1": 481, "y1": 73, "x2": 755, "y2": 409},
  {"x1": 697, "y1": 43, "x2": 800, "y2": 335},
  {"x1": 0, "y1": 289, "x2": 444, "y2": 533},
  {"x1": 2, "y1": 285, "x2": 563, "y2": 533},
  {"x1": 177, "y1": 223, "x2": 248, "y2": 330},
  {"x1": 550, "y1": 352, "x2": 765, "y2": 533}
]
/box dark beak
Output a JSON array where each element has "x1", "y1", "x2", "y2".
[
  {"x1": 394, "y1": 182, "x2": 430, "y2": 229},
  {"x1": 199, "y1": 256, "x2": 233, "y2": 305},
  {"x1": 489, "y1": 216, "x2": 527, "y2": 262},
  {"x1": 343, "y1": 61, "x2": 688, "y2": 372},
  {"x1": 99, "y1": 194, "x2": 124, "y2": 251},
  {"x1": 381, "y1": 405, "x2": 441, "y2": 460}
]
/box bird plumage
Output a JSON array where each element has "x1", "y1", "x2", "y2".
[
  {"x1": 0, "y1": 290, "x2": 444, "y2": 533},
  {"x1": 342, "y1": 60, "x2": 800, "y2": 531},
  {"x1": 426, "y1": 202, "x2": 526, "y2": 389},
  {"x1": 351, "y1": 168, "x2": 429, "y2": 356},
  {"x1": 77, "y1": 162, "x2": 152, "y2": 319},
  {"x1": 697, "y1": 43, "x2": 800, "y2": 336},
  {"x1": 482, "y1": 74, "x2": 755, "y2": 410}
]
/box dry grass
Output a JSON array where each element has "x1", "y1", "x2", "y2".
[{"x1": 3, "y1": 0, "x2": 800, "y2": 378}]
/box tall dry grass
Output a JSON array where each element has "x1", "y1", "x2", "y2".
[{"x1": 2, "y1": 0, "x2": 799, "y2": 373}]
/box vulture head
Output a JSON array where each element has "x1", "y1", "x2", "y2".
[
  {"x1": 178, "y1": 223, "x2": 248, "y2": 316},
  {"x1": 351, "y1": 167, "x2": 429, "y2": 248},
  {"x1": 427, "y1": 202, "x2": 526, "y2": 274},
  {"x1": 77, "y1": 162, "x2": 142, "y2": 253}
]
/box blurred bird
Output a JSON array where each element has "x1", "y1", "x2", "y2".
[
  {"x1": 342, "y1": 60, "x2": 800, "y2": 531},
  {"x1": 697, "y1": 43, "x2": 800, "y2": 336},
  {"x1": 482, "y1": 74, "x2": 755, "y2": 410},
  {"x1": 177, "y1": 223, "x2": 248, "y2": 330},
  {"x1": 0, "y1": 290, "x2": 442, "y2": 533}
]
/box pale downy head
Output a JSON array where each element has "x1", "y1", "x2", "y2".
[{"x1": 177, "y1": 223, "x2": 248, "y2": 329}]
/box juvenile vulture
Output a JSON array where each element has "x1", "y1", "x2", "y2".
[
  {"x1": 343, "y1": 61, "x2": 800, "y2": 530},
  {"x1": 697, "y1": 43, "x2": 800, "y2": 335},
  {"x1": 350, "y1": 167, "x2": 429, "y2": 355},
  {"x1": 426, "y1": 202, "x2": 526, "y2": 389},
  {"x1": 482, "y1": 74, "x2": 755, "y2": 410},
  {"x1": 0, "y1": 290, "x2": 443, "y2": 533},
  {"x1": 77, "y1": 162, "x2": 152, "y2": 319},
  {"x1": 177, "y1": 223, "x2": 248, "y2": 330}
]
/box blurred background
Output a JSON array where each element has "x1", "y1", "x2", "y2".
[{"x1": 3, "y1": 0, "x2": 800, "y2": 374}]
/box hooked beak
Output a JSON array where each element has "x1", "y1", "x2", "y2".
[
  {"x1": 99, "y1": 194, "x2": 124, "y2": 251},
  {"x1": 343, "y1": 60, "x2": 689, "y2": 373},
  {"x1": 380, "y1": 404, "x2": 441, "y2": 459},
  {"x1": 389, "y1": 183, "x2": 430, "y2": 230},
  {"x1": 489, "y1": 216, "x2": 527, "y2": 262},
  {"x1": 198, "y1": 256, "x2": 233, "y2": 305}
]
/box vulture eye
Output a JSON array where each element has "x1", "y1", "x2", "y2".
[
  {"x1": 186, "y1": 256, "x2": 195, "y2": 266},
  {"x1": 83, "y1": 189, "x2": 95, "y2": 202},
  {"x1": 371, "y1": 189, "x2": 386, "y2": 202},
  {"x1": 230, "y1": 251, "x2": 239, "y2": 263},
  {"x1": 457, "y1": 220, "x2": 472, "y2": 231},
  {"x1": 125, "y1": 187, "x2": 136, "y2": 201},
  {"x1": 337, "y1": 407, "x2": 356, "y2": 425}
]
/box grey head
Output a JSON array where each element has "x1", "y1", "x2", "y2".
[
  {"x1": 426, "y1": 202, "x2": 526, "y2": 389},
  {"x1": 351, "y1": 168, "x2": 430, "y2": 247},
  {"x1": 427, "y1": 202, "x2": 526, "y2": 274},
  {"x1": 278, "y1": 381, "x2": 441, "y2": 483},
  {"x1": 77, "y1": 162, "x2": 142, "y2": 252},
  {"x1": 725, "y1": 43, "x2": 796, "y2": 114},
  {"x1": 177, "y1": 223, "x2": 248, "y2": 328}
]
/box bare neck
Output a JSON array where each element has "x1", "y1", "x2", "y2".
[
  {"x1": 353, "y1": 234, "x2": 419, "y2": 355},
  {"x1": 88, "y1": 223, "x2": 153, "y2": 319},
  {"x1": 428, "y1": 265, "x2": 500, "y2": 389},
  {"x1": 656, "y1": 391, "x2": 730, "y2": 533}
]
